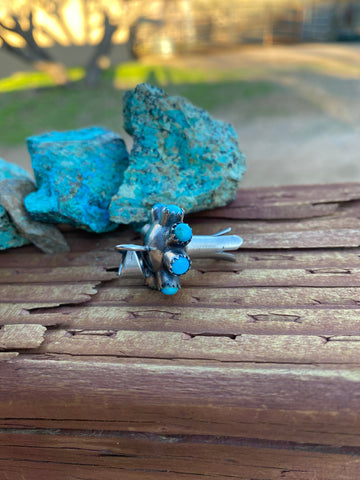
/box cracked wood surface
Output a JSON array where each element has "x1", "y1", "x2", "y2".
[
  {"x1": 0, "y1": 324, "x2": 46, "y2": 350},
  {"x1": 1, "y1": 183, "x2": 360, "y2": 479},
  {"x1": 0, "y1": 429, "x2": 359, "y2": 480},
  {"x1": 34, "y1": 329, "x2": 360, "y2": 364}
]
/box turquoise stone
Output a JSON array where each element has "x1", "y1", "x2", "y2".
[
  {"x1": 109, "y1": 83, "x2": 246, "y2": 225},
  {"x1": 24, "y1": 127, "x2": 129, "y2": 233},
  {"x1": 0, "y1": 205, "x2": 29, "y2": 250},
  {"x1": 165, "y1": 205, "x2": 183, "y2": 216},
  {"x1": 161, "y1": 286, "x2": 179, "y2": 295},
  {"x1": 171, "y1": 256, "x2": 190, "y2": 275},
  {"x1": 174, "y1": 223, "x2": 192, "y2": 243},
  {"x1": 0, "y1": 157, "x2": 32, "y2": 181},
  {"x1": 0, "y1": 158, "x2": 31, "y2": 250}
]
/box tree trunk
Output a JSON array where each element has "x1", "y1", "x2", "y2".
[{"x1": 84, "y1": 14, "x2": 117, "y2": 87}]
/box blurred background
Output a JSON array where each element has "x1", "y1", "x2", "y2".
[{"x1": 0, "y1": 0, "x2": 359, "y2": 187}]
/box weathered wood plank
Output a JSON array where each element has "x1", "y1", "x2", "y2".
[
  {"x1": 0, "y1": 266, "x2": 117, "y2": 284},
  {"x1": 2, "y1": 406, "x2": 360, "y2": 446},
  {"x1": 0, "y1": 228, "x2": 132, "y2": 258},
  {"x1": 199, "y1": 201, "x2": 340, "y2": 219},
  {"x1": 1, "y1": 357, "x2": 360, "y2": 413},
  {"x1": 0, "y1": 464, "x2": 216, "y2": 480},
  {"x1": 186, "y1": 268, "x2": 360, "y2": 287},
  {"x1": 0, "y1": 324, "x2": 46, "y2": 350},
  {"x1": 0, "y1": 352, "x2": 18, "y2": 360},
  {"x1": 0, "y1": 463, "x2": 213, "y2": 480},
  {"x1": 0, "y1": 430, "x2": 359, "y2": 480},
  {"x1": 0, "y1": 246, "x2": 120, "y2": 267},
  {"x1": 0, "y1": 282, "x2": 99, "y2": 303},
  {"x1": 5, "y1": 305, "x2": 360, "y2": 336},
  {"x1": 0, "y1": 303, "x2": 61, "y2": 321},
  {"x1": 4, "y1": 266, "x2": 360, "y2": 288},
  {"x1": 2, "y1": 247, "x2": 360, "y2": 270},
  {"x1": 0, "y1": 324, "x2": 45, "y2": 350},
  {"x1": 195, "y1": 183, "x2": 360, "y2": 220},
  {"x1": 196, "y1": 250, "x2": 360, "y2": 269},
  {"x1": 58, "y1": 227, "x2": 136, "y2": 251},
  {"x1": 36, "y1": 329, "x2": 360, "y2": 364},
  {"x1": 91, "y1": 286, "x2": 360, "y2": 307},
  {"x1": 229, "y1": 182, "x2": 360, "y2": 206},
  {"x1": 241, "y1": 229, "x2": 360, "y2": 249},
  {"x1": 2, "y1": 355, "x2": 360, "y2": 475},
  {"x1": 193, "y1": 215, "x2": 360, "y2": 234},
  {"x1": 1, "y1": 183, "x2": 360, "y2": 477}
]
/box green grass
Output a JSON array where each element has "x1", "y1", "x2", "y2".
[
  {"x1": 0, "y1": 62, "x2": 275, "y2": 146},
  {"x1": 0, "y1": 83, "x2": 125, "y2": 145},
  {"x1": 113, "y1": 62, "x2": 210, "y2": 87},
  {"x1": 0, "y1": 67, "x2": 84, "y2": 93}
]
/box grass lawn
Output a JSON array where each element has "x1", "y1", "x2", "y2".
[{"x1": 0, "y1": 62, "x2": 275, "y2": 146}]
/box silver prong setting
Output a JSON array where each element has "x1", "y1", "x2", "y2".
[{"x1": 115, "y1": 204, "x2": 243, "y2": 294}]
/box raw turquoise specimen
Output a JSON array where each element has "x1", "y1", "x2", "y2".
[
  {"x1": 24, "y1": 127, "x2": 129, "y2": 233},
  {"x1": 109, "y1": 83, "x2": 246, "y2": 225},
  {"x1": 0, "y1": 158, "x2": 31, "y2": 250}
]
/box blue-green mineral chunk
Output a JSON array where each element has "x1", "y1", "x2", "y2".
[
  {"x1": 0, "y1": 158, "x2": 30, "y2": 250},
  {"x1": 0, "y1": 157, "x2": 32, "y2": 182},
  {"x1": 24, "y1": 126, "x2": 129, "y2": 233},
  {"x1": 109, "y1": 83, "x2": 246, "y2": 225}
]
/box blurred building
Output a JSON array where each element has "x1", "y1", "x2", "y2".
[
  {"x1": 1, "y1": 0, "x2": 360, "y2": 77},
  {"x1": 142, "y1": 0, "x2": 360, "y2": 54}
]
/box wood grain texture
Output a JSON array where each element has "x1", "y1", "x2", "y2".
[
  {"x1": 32, "y1": 329, "x2": 360, "y2": 364},
  {"x1": 0, "y1": 352, "x2": 18, "y2": 361},
  {"x1": 1, "y1": 182, "x2": 360, "y2": 478},
  {"x1": 1, "y1": 357, "x2": 360, "y2": 417},
  {"x1": 0, "y1": 324, "x2": 46, "y2": 350},
  {"x1": 1, "y1": 405, "x2": 360, "y2": 446},
  {"x1": 198, "y1": 182, "x2": 360, "y2": 219},
  {"x1": 0, "y1": 429, "x2": 359, "y2": 480}
]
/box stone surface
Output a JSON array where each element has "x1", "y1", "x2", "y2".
[
  {"x1": 24, "y1": 127, "x2": 129, "y2": 233},
  {"x1": 0, "y1": 178, "x2": 69, "y2": 253},
  {"x1": 0, "y1": 158, "x2": 31, "y2": 250},
  {"x1": 109, "y1": 83, "x2": 246, "y2": 225}
]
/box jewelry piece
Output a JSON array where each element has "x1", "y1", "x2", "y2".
[{"x1": 116, "y1": 204, "x2": 242, "y2": 295}]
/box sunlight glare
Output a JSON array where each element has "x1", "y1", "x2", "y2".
[
  {"x1": 63, "y1": 0, "x2": 85, "y2": 45},
  {"x1": 36, "y1": 9, "x2": 70, "y2": 46}
]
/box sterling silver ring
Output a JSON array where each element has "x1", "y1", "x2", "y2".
[{"x1": 116, "y1": 204, "x2": 242, "y2": 295}]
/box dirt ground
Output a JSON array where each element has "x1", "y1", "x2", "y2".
[
  {"x1": 179, "y1": 43, "x2": 360, "y2": 187},
  {"x1": 3, "y1": 43, "x2": 360, "y2": 187}
]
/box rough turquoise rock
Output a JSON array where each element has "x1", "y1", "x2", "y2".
[
  {"x1": 109, "y1": 83, "x2": 246, "y2": 225},
  {"x1": 0, "y1": 158, "x2": 31, "y2": 250},
  {"x1": 24, "y1": 126, "x2": 129, "y2": 233}
]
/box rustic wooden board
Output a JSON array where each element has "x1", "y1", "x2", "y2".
[
  {"x1": 5, "y1": 306, "x2": 360, "y2": 337},
  {"x1": 1, "y1": 182, "x2": 360, "y2": 478},
  {"x1": 0, "y1": 429, "x2": 359, "y2": 480},
  {"x1": 2, "y1": 405, "x2": 360, "y2": 446},
  {"x1": 0, "y1": 324, "x2": 45, "y2": 350},
  {"x1": 33, "y1": 328, "x2": 360, "y2": 364},
  {"x1": 198, "y1": 182, "x2": 360, "y2": 220}
]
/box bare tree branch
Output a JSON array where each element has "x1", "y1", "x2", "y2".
[
  {"x1": 0, "y1": 34, "x2": 39, "y2": 62},
  {"x1": 0, "y1": 9, "x2": 69, "y2": 85},
  {"x1": 0, "y1": 1, "x2": 134, "y2": 88},
  {"x1": 0, "y1": 13, "x2": 53, "y2": 61}
]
